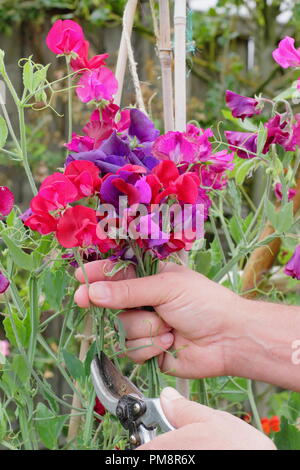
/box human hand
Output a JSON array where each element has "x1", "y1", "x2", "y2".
[
  {"x1": 74, "y1": 260, "x2": 244, "y2": 379},
  {"x1": 137, "y1": 387, "x2": 276, "y2": 450}
]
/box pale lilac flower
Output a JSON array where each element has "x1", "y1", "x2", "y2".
[{"x1": 0, "y1": 340, "x2": 10, "y2": 357}]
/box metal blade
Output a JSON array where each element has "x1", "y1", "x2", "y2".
[{"x1": 91, "y1": 352, "x2": 143, "y2": 415}]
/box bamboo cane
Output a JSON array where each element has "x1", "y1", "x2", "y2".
[
  {"x1": 241, "y1": 175, "x2": 300, "y2": 297},
  {"x1": 114, "y1": 0, "x2": 139, "y2": 107},
  {"x1": 158, "y1": 0, "x2": 174, "y2": 132},
  {"x1": 173, "y1": 0, "x2": 189, "y2": 399}
]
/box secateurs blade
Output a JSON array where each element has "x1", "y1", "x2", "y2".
[{"x1": 91, "y1": 352, "x2": 175, "y2": 448}]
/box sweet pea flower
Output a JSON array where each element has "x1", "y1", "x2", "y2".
[
  {"x1": 274, "y1": 183, "x2": 296, "y2": 202},
  {"x1": 224, "y1": 131, "x2": 258, "y2": 159},
  {"x1": 70, "y1": 40, "x2": 109, "y2": 72},
  {"x1": 225, "y1": 90, "x2": 262, "y2": 121},
  {"x1": 76, "y1": 68, "x2": 118, "y2": 103},
  {"x1": 0, "y1": 186, "x2": 14, "y2": 218},
  {"x1": 56, "y1": 205, "x2": 99, "y2": 248},
  {"x1": 66, "y1": 134, "x2": 95, "y2": 153},
  {"x1": 0, "y1": 272, "x2": 9, "y2": 294},
  {"x1": 153, "y1": 127, "x2": 212, "y2": 164},
  {"x1": 46, "y1": 20, "x2": 85, "y2": 56},
  {"x1": 0, "y1": 340, "x2": 10, "y2": 357},
  {"x1": 272, "y1": 37, "x2": 300, "y2": 68},
  {"x1": 284, "y1": 245, "x2": 300, "y2": 280},
  {"x1": 64, "y1": 160, "x2": 101, "y2": 198},
  {"x1": 25, "y1": 212, "x2": 58, "y2": 235}
]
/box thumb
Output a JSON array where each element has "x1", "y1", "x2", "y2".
[
  {"x1": 88, "y1": 272, "x2": 177, "y2": 310},
  {"x1": 160, "y1": 387, "x2": 215, "y2": 428}
]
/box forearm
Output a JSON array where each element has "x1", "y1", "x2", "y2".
[{"x1": 224, "y1": 298, "x2": 300, "y2": 392}]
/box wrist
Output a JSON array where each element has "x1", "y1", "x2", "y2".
[{"x1": 222, "y1": 297, "x2": 300, "y2": 391}]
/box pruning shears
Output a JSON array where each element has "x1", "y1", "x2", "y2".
[{"x1": 91, "y1": 352, "x2": 175, "y2": 449}]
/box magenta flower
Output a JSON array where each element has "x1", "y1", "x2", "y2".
[
  {"x1": 226, "y1": 90, "x2": 262, "y2": 121},
  {"x1": 272, "y1": 37, "x2": 300, "y2": 69},
  {"x1": 76, "y1": 68, "x2": 118, "y2": 103},
  {"x1": 225, "y1": 131, "x2": 258, "y2": 159},
  {"x1": 71, "y1": 40, "x2": 109, "y2": 72},
  {"x1": 0, "y1": 340, "x2": 10, "y2": 357},
  {"x1": 152, "y1": 125, "x2": 213, "y2": 163},
  {"x1": 0, "y1": 272, "x2": 9, "y2": 294},
  {"x1": 0, "y1": 186, "x2": 14, "y2": 218},
  {"x1": 274, "y1": 183, "x2": 296, "y2": 202},
  {"x1": 46, "y1": 20, "x2": 85, "y2": 55},
  {"x1": 284, "y1": 245, "x2": 300, "y2": 280}
]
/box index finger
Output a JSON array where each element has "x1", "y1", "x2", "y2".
[
  {"x1": 75, "y1": 260, "x2": 136, "y2": 284},
  {"x1": 75, "y1": 259, "x2": 185, "y2": 284}
]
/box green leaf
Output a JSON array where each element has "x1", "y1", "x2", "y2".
[
  {"x1": 235, "y1": 159, "x2": 256, "y2": 185},
  {"x1": 0, "y1": 115, "x2": 8, "y2": 148},
  {"x1": 84, "y1": 342, "x2": 97, "y2": 377},
  {"x1": 257, "y1": 122, "x2": 268, "y2": 155},
  {"x1": 274, "y1": 417, "x2": 300, "y2": 450},
  {"x1": 62, "y1": 349, "x2": 85, "y2": 380},
  {"x1": 3, "y1": 312, "x2": 31, "y2": 348},
  {"x1": 192, "y1": 251, "x2": 212, "y2": 276},
  {"x1": 0, "y1": 404, "x2": 7, "y2": 441},
  {"x1": 42, "y1": 270, "x2": 68, "y2": 311},
  {"x1": 23, "y1": 59, "x2": 34, "y2": 93},
  {"x1": 266, "y1": 200, "x2": 278, "y2": 229},
  {"x1": 266, "y1": 201, "x2": 294, "y2": 233},
  {"x1": 35, "y1": 403, "x2": 67, "y2": 450},
  {"x1": 1, "y1": 233, "x2": 37, "y2": 271},
  {"x1": 32, "y1": 64, "x2": 49, "y2": 92},
  {"x1": 277, "y1": 201, "x2": 294, "y2": 233},
  {"x1": 222, "y1": 109, "x2": 258, "y2": 132}
]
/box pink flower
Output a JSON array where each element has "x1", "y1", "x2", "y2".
[
  {"x1": 152, "y1": 126, "x2": 213, "y2": 164},
  {"x1": 46, "y1": 20, "x2": 85, "y2": 55},
  {"x1": 0, "y1": 272, "x2": 9, "y2": 294},
  {"x1": 64, "y1": 160, "x2": 101, "y2": 198},
  {"x1": 0, "y1": 186, "x2": 14, "y2": 218},
  {"x1": 66, "y1": 133, "x2": 95, "y2": 152},
  {"x1": 76, "y1": 68, "x2": 118, "y2": 103},
  {"x1": 284, "y1": 245, "x2": 300, "y2": 280},
  {"x1": 205, "y1": 150, "x2": 234, "y2": 173},
  {"x1": 226, "y1": 90, "x2": 262, "y2": 121},
  {"x1": 274, "y1": 183, "x2": 296, "y2": 202},
  {"x1": 71, "y1": 40, "x2": 109, "y2": 72},
  {"x1": 0, "y1": 340, "x2": 10, "y2": 357},
  {"x1": 272, "y1": 37, "x2": 300, "y2": 69}
]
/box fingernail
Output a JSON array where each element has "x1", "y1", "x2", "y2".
[
  {"x1": 89, "y1": 282, "x2": 111, "y2": 302},
  {"x1": 160, "y1": 332, "x2": 174, "y2": 345},
  {"x1": 161, "y1": 387, "x2": 182, "y2": 401}
]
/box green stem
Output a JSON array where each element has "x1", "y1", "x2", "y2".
[
  {"x1": 66, "y1": 56, "x2": 73, "y2": 145},
  {"x1": 247, "y1": 379, "x2": 262, "y2": 432},
  {"x1": 198, "y1": 379, "x2": 209, "y2": 406},
  {"x1": 28, "y1": 275, "x2": 39, "y2": 367},
  {"x1": 18, "y1": 105, "x2": 37, "y2": 195}
]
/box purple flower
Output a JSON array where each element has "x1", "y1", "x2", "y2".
[
  {"x1": 274, "y1": 183, "x2": 296, "y2": 202},
  {"x1": 224, "y1": 131, "x2": 258, "y2": 159},
  {"x1": 0, "y1": 186, "x2": 14, "y2": 218},
  {"x1": 0, "y1": 272, "x2": 9, "y2": 294},
  {"x1": 272, "y1": 37, "x2": 300, "y2": 69},
  {"x1": 225, "y1": 90, "x2": 262, "y2": 121},
  {"x1": 284, "y1": 245, "x2": 300, "y2": 280},
  {"x1": 128, "y1": 109, "x2": 160, "y2": 143},
  {"x1": 19, "y1": 207, "x2": 33, "y2": 223}
]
